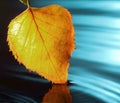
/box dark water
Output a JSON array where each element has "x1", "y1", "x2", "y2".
[{"x1": 0, "y1": 0, "x2": 120, "y2": 103}]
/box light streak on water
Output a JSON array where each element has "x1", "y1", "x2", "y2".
[
  {"x1": 68, "y1": 66, "x2": 120, "y2": 103},
  {"x1": 0, "y1": 90, "x2": 37, "y2": 103},
  {"x1": 46, "y1": 0, "x2": 120, "y2": 102}
]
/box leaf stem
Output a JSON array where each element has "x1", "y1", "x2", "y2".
[{"x1": 27, "y1": 0, "x2": 30, "y2": 8}]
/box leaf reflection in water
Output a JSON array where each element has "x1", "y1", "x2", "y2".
[{"x1": 42, "y1": 84, "x2": 72, "y2": 103}]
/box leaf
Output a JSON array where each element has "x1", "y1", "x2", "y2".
[
  {"x1": 19, "y1": 0, "x2": 27, "y2": 5},
  {"x1": 43, "y1": 84, "x2": 72, "y2": 103},
  {"x1": 7, "y1": 4, "x2": 75, "y2": 84}
]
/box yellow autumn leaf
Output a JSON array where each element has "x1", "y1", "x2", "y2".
[{"x1": 7, "y1": 4, "x2": 75, "y2": 84}]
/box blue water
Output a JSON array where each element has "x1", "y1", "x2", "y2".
[{"x1": 0, "y1": 0, "x2": 120, "y2": 103}]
